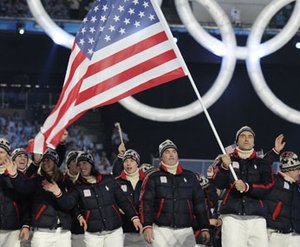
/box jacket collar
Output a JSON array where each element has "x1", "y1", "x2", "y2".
[
  {"x1": 160, "y1": 162, "x2": 183, "y2": 175},
  {"x1": 120, "y1": 169, "x2": 146, "y2": 181},
  {"x1": 233, "y1": 148, "x2": 256, "y2": 160}
]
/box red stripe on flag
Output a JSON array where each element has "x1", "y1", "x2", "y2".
[
  {"x1": 88, "y1": 31, "x2": 168, "y2": 74},
  {"x1": 75, "y1": 49, "x2": 177, "y2": 105}
]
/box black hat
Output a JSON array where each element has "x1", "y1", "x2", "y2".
[
  {"x1": 66, "y1": 151, "x2": 79, "y2": 167},
  {"x1": 158, "y1": 139, "x2": 178, "y2": 157},
  {"x1": 235, "y1": 126, "x2": 255, "y2": 143},
  {"x1": 123, "y1": 149, "x2": 140, "y2": 165},
  {"x1": 0, "y1": 138, "x2": 10, "y2": 154},
  {"x1": 11, "y1": 148, "x2": 28, "y2": 161},
  {"x1": 41, "y1": 149, "x2": 59, "y2": 165},
  {"x1": 77, "y1": 152, "x2": 94, "y2": 166},
  {"x1": 280, "y1": 151, "x2": 300, "y2": 172}
]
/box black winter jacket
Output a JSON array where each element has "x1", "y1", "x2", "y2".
[
  {"x1": 140, "y1": 163, "x2": 209, "y2": 230},
  {"x1": 0, "y1": 174, "x2": 21, "y2": 230},
  {"x1": 213, "y1": 149, "x2": 274, "y2": 217},
  {"x1": 116, "y1": 170, "x2": 145, "y2": 233},
  {"x1": 56, "y1": 174, "x2": 139, "y2": 233},
  {"x1": 10, "y1": 172, "x2": 72, "y2": 230},
  {"x1": 292, "y1": 181, "x2": 300, "y2": 233},
  {"x1": 265, "y1": 173, "x2": 299, "y2": 233}
]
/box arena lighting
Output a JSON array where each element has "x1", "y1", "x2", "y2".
[
  {"x1": 26, "y1": 0, "x2": 74, "y2": 48},
  {"x1": 16, "y1": 23, "x2": 25, "y2": 35},
  {"x1": 295, "y1": 41, "x2": 300, "y2": 49}
]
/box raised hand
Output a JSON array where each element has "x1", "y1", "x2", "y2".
[
  {"x1": 274, "y1": 134, "x2": 286, "y2": 153},
  {"x1": 4, "y1": 155, "x2": 17, "y2": 175},
  {"x1": 42, "y1": 179, "x2": 61, "y2": 196},
  {"x1": 221, "y1": 154, "x2": 231, "y2": 169}
]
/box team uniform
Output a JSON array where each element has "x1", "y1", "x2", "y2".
[
  {"x1": 53, "y1": 152, "x2": 141, "y2": 247},
  {"x1": 213, "y1": 148, "x2": 274, "y2": 247},
  {"x1": 264, "y1": 151, "x2": 300, "y2": 247},
  {"x1": 9, "y1": 149, "x2": 73, "y2": 247},
  {"x1": 140, "y1": 162, "x2": 210, "y2": 247}
]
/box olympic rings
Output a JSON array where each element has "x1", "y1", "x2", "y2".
[
  {"x1": 26, "y1": 0, "x2": 300, "y2": 123},
  {"x1": 246, "y1": 0, "x2": 300, "y2": 124}
]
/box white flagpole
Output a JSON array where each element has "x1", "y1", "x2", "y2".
[{"x1": 151, "y1": 0, "x2": 238, "y2": 181}]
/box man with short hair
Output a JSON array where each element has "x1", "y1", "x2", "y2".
[
  {"x1": 265, "y1": 151, "x2": 300, "y2": 247},
  {"x1": 213, "y1": 126, "x2": 275, "y2": 247},
  {"x1": 116, "y1": 149, "x2": 148, "y2": 247},
  {"x1": 140, "y1": 139, "x2": 210, "y2": 247}
]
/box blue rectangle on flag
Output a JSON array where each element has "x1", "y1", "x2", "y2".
[{"x1": 75, "y1": 0, "x2": 160, "y2": 59}]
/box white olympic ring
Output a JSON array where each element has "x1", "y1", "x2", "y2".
[
  {"x1": 246, "y1": 0, "x2": 300, "y2": 124},
  {"x1": 27, "y1": 0, "x2": 300, "y2": 123}
]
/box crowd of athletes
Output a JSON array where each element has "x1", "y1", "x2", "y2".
[{"x1": 0, "y1": 125, "x2": 299, "y2": 247}]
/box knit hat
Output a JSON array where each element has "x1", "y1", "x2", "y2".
[
  {"x1": 139, "y1": 163, "x2": 158, "y2": 176},
  {"x1": 123, "y1": 149, "x2": 140, "y2": 165},
  {"x1": 11, "y1": 148, "x2": 28, "y2": 161},
  {"x1": 159, "y1": 139, "x2": 178, "y2": 157},
  {"x1": 66, "y1": 151, "x2": 79, "y2": 167},
  {"x1": 77, "y1": 152, "x2": 94, "y2": 166},
  {"x1": 235, "y1": 126, "x2": 255, "y2": 143},
  {"x1": 0, "y1": 138, "x2": 10, "y2": 154},
  {"x1": 280, "y1": 151, "x2": 300, "y2": 172},
  {"x1": 195, "y1": 172, "x2": 210, "y2": 189},
  {"x1": 41, "y1": 149, "x2": 59, "y2": 165}
]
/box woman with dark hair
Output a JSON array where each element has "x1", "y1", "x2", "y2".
[
  {"x1": 7, "y1": 149, "x2": 73, "y2": 247},
  {"x1": 42, "y1": 151, "x2": 143, "y2": 247}
]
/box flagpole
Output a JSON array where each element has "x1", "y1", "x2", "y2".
[
  {"x1": 186, "y1": 74, "x2": 238, "y2": 181},
  {"x1": 150, "y1": 0, "x2": 238, "y2": 181}
]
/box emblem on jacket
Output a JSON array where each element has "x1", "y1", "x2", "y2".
[
  {"x1": 184, "y1": 177, "x2": 187, "y2": 183},
  {"x1": 105, "y1": 185, "x2": 109, "y2": 191},
  {"x1": 232, "y1": 161, "x2": 240, "y2": 169},
  {"x1": 83, "y1": 189, "x2": 91, "y2": 197},
  {"x1": 254, "y1": 164, "x2": 257, "y2": 169},
  {"x1": 283, "y1": 181, "x2": 290, "y2": 190},
  {"x1": 121, "y1": 185, "x2": 127, "y2": 192},
  {"x1": 160, "y1": 176, "x2": 167, "y2": 183}
]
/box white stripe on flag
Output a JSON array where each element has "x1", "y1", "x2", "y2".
[{"x1": 80, "y1": 40, "x2": 173, "y2": 92}]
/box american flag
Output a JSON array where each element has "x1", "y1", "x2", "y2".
[{"x1": 28, "y1": 0, "x2": 188, "y2": 154}]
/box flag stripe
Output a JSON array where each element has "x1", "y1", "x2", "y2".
[
  {"x1": 80, "y1": 40, "x2": 173, "y2": 92},
  {"x1": 92, "y1": 23, "x2": 166, "y2": 62},
  {"x1": 76, "y1": 49, "x2": 177, "y2": 104},
  {"x1": 83, "y1": 31, "x2": 168, "y2": 89}
]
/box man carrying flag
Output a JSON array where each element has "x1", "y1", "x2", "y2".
[{"x1": 28, "y1": 0, "x2": 188, "y2": 154}]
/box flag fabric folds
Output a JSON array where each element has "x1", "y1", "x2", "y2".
[{"x1": 28, "y1": 0, "x2": 188, "y2": 154}]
